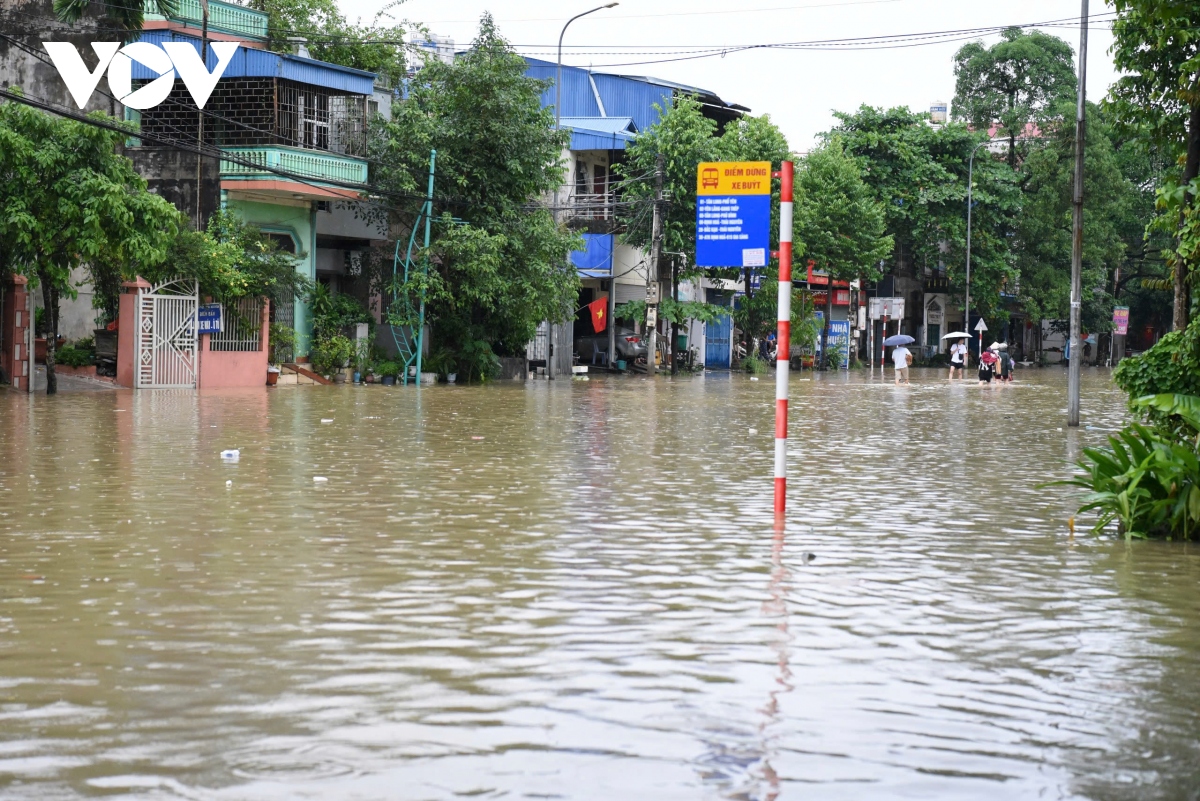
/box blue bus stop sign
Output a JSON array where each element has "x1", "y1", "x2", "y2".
[{"x1": 695, "y1": 161, "x2": 771, "y2": 268}]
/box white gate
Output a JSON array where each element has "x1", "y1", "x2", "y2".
[{"x1": 136, "y1": 278, "x2": 198, "y2": 388}]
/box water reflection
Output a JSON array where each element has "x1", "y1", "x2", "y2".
[{"x1": 0, "y1": 368, "x2": 1196, "y2": 800}]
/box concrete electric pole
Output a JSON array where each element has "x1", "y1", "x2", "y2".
[
  {"x1": 647, "y1": 153, "x2": 664, "y2": 376},
  {"x1": 1068, "y1": 0, "x2": 1088, "y2": 427}
]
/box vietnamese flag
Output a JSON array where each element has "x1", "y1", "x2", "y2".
[{"x1": 589, "y1": 297, "x2": 608, "y2": 333}]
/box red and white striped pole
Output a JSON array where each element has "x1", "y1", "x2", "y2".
[{"x1": 774, "y1": 161, "x2": 794, "y2": 516}]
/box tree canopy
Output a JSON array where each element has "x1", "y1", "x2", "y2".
[
  {"x1": 369, "y1": 15, "x2": 579, "y2": 373},
  {"x1": 952, "y1": 27, "x2": 1078, "y2": 167},
  {"x1": 1014, "y1": 103, "x2": 1140, "y2": 335},
  {"x1": 795, "y1": 139, "x2": 891, "y2": 358},
  {"x1": 249, "y1": 0, "x2": 411, "y2": 85},
  {"x1": 829, "y1": 106, "x2": 1021, "y2": 320},
  {"x1": 0, "y1": 97, "x2": 180, "y2": 393},
  {"x1": 1108, "y1": 0, "x2": 1200, "y2": 330}
]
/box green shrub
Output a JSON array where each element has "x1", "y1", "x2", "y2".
[
  {"x1": 55, "y1": 344, "x2": 94, "y2": 368},
  {"x1": 1113, "y1": 323, "x2": 1200, "y2": 409},
  {"x1": 376, "y1": 360, "x2": 401, "y2": 378},
  {"x1": 310, "y1": 334, "x2": 354, "y2": 375},
  {"x1": 267, "y1": 323, "x2": 295, "y2": 365},
  {"x1": 743, "y1": 354, "x2": 769, "y2": 374},
  {"x1": 1064, "y1": 422, "x2": 1200, "y2": 540},
  {"x1": 458, "y1": 339, "x2": 500, "y2": 383},
  {"x1": 1062, "y1": 394, "x2": 1200, "y2": 540}
]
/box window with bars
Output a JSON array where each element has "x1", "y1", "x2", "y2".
[{"x1": 135, "y1": 79, "x2": 368, "y2": 155}]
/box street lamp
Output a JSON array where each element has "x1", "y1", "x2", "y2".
[
  {"x1": 549, "y1": 3, "x2": 616, "y2": 380},
  {"x1": 557, "y1": 4, "x2": 618, "y2": 133},
  {"x1": 964, "y1": 139, "x2": 990, "y2": 359}
]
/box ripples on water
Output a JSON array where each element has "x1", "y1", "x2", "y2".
[{"x1": 1, "y1": 368, "x2": 1199, "y2": 800}]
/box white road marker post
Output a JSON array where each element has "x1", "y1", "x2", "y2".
[{"x1": 774, "y1": 161, "x2": 794, "y2": 516}]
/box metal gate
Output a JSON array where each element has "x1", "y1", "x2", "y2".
[{"x1": 136, "y1": 278, "x2": 198, "y2": 388}]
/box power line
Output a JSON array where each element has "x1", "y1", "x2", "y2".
[
  {"x1": 1, "y1": 9, "x2": 1118, "y2": 53},
  {"x1": 419, "y1": 0, "x2": 909, "y2": 24}
]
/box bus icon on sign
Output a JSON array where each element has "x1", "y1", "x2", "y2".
[{"x1": 700, "y1": 167, "x2": 719, "y2": 190}]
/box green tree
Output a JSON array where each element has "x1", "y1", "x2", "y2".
[
  {"x1": 830, "y1": 106, "x2": 1021, "y2": 323},
  {"x1": 141, "y1": 210, "x2": 312, "y2": 307},
  {"x1": 616, "y1": 94, "x2": 718, "y2": 272},
  {"x1": 0, "y1": 98, "x2": 179, "y2": 394},
  {"x1": 249, "y1": 0, "x2": 411, "y2": 85},
  {"x1": 0, "y1": 100, "x2": 177, "y2": 393},
  {"x1": 369, "y1": 15, "x2": 579, "y2": 372},
  {"x1": 1014, "y1": 103, "x2": 1139, "y2": 343},
  {"x1": 618, "y1": 101, "x2": 804, "y2": 353},
  {"x1": 54, "y1": 0, "x2": 177, "y2": 38},
  {"x1": 795, "y1": 139, "x2": 892, "y2": 363},
  {"x1": 952, "y1": 27, "x2": 1078, "y2": 168},
  {"x1": 1108, "y1": 0, "x2": 1200, "y2": 330}
]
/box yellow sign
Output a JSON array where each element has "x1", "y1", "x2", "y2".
[{"x1": 696, "y1": 161, "x2": 772, "y2": 196}]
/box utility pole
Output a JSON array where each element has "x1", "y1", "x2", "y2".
[
  {"x1": 670, "y1": 254, "x2": 678, "y2": 376},
  {"x1": 647, "y1": 152, "x2": 664, "y2": 376},
  {"x1": 196, "y1": 0, "x2": 209, "y2": 230},
  {"x1": 1068, "y1": 0, "x2": 1088, "y2": 427}
]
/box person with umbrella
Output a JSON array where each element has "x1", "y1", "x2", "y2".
[
  {"x1": 941, "y1": 331, "x2": 971, "y2": 381},
  {"x1": 885, "y1": 334, "x2": 914, "y2": 385}
]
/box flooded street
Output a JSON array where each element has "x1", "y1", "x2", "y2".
[{"x1": 2, "y1": 368, "x2": 1199, "y2": 800}]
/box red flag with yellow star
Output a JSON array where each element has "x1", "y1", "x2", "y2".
[{"x1": 589, "y1": 297, "x2": 608, "y2": 333}]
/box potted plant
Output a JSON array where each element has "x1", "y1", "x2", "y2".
[
  {"x1": 267, "y1": 323, "x2": 295, "y2": 386},
  {"x1": 352, "y1": 338, "x2": 371, "y2": 384},
  {"x1": 424, "y1": 349, "x2": 457, "y2": 384},
  {"x1": 377, "y1": 360, "x2": 400, "y2": 386}
]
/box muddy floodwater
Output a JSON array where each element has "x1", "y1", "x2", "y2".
[{"x1": 1, "y1": 368, "x2": 1199, "y2": 800}]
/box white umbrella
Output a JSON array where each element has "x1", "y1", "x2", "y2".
[{"x1": 941, "y1": 331, "x2": 971, "y2": 339}]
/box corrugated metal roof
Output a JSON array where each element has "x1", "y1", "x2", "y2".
[
  {"x1": 560, "y1": 117, "x2": 637, "y2": 135},
  {"x1": 561, "y1": 117, "x2": 637, "y2": 151},
  {"x1": 526, "y1": 59, "x2": 601, "y2": 117},
  {"x1": 133, "y1": 32, "x2": 376, "y2": 95},
  {"x1": 524, "y1": 58, "x2": 747, "y2": 133},
  {"x1": 589, "y1": 73, "x2": 674, "y2": 132}
]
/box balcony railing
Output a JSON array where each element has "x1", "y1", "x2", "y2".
[
  {"x1": 571, "y1": 193, "x2": 614, "y2": 221},
  {"x1": 220, "y1": 146, "x2": 368, "y2": 185},
  {"x1": 143, "y1": 0, "x2": 269, "y2": 40}
]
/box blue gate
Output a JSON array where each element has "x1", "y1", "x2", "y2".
[{"x1": 705, "y1": 289, "x2": 732, "y2": 369}]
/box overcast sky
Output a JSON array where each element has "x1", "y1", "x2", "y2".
[{"x1": 341, "y1": 0, "x2": 1117, "y2": 152}]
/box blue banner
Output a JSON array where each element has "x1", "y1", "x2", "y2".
[
  {"x1": 569, "y1": 232, "x2": 614, "y2": 278},
  {"x1": 695, "y1": 194, "x2": 770, "y2": 268}
]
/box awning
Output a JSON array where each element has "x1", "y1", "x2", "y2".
[{"x1": 570, "y1": 233, "x2": 614, "y2": 278}]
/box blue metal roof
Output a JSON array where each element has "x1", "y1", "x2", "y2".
[
  {"x1": 560, "y1": 116, "x2": 637, "y2": 151},
  {"x1": 524, "y1": 58, "x2": 746, "y2": 135},
  {"x1": 133, "y1": 32, "x2": 377, "y2": 95},
  {"x1": 560, "y1": 117, "x2": 637, "y2": 135}
]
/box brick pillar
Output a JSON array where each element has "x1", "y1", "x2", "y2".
[
  {"x1": 2, "y1": 275, "x2": 30, "y2": 392},
  {"x1": 117, "y1": 277, "x2": 150, "y2": 388}
]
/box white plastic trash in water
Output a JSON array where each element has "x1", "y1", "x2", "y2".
[
  {"x1": 220, "y1": 449, "x2": 240, "y2": 461},
  {"x1": 320, "y1": 419, "x2": 333, "y2": 424},
  {"x1": 748, "y1": 428, "x2": 757, "y2": 435},
  {"x1": 313, "y1": 476, "x2": 328, "y2": 483}
]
